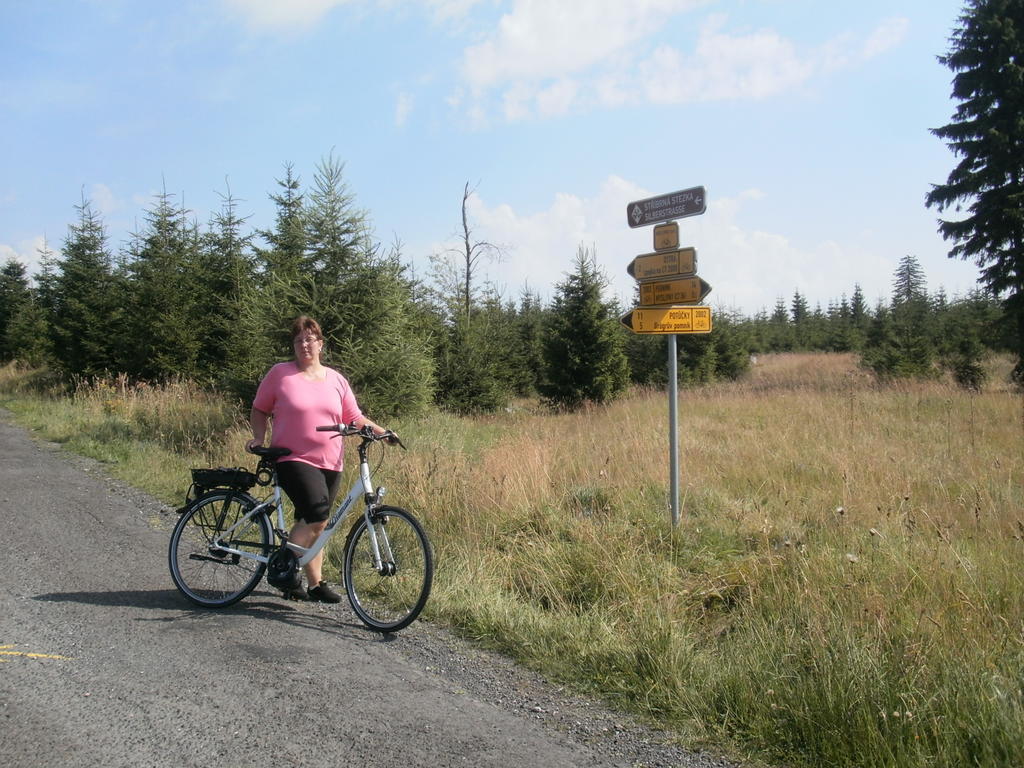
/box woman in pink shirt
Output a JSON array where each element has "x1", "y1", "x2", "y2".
[{"x1": 246, "y1": 316, "x2": 393, "y2": 602}]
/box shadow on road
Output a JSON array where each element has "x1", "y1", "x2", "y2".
[{"x1": 31, "y1": 588, "x2": 400, "y2": 642}]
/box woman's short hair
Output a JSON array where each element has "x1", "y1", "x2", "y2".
[{"x1": 291, "y1": 315, "x2": 323, "y2": 341}]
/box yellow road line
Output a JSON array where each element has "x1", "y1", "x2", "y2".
[{"x1": 0, "y1": 646, "x2": 73, "y2": 661}]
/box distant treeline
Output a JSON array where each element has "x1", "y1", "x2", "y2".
[{"x1": 0, "y1": 157, "x2": 1011, "y2": 417}]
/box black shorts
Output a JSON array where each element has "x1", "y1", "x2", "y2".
[{"x1": 275, "y1": 461, "x2": 341, "y2": 524}]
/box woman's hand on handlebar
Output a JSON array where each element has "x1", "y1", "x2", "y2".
[{"x1": 245, "y1": 438, "x2": 263, "y2": 453}]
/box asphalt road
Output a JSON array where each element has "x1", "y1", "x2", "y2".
[{"x1": 0, "y1": 413, "x2": 739, "y2": 768}]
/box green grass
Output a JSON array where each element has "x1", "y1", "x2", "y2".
[{"x1": 2, "y1": 355, "x2": 1023, "y2": 767}]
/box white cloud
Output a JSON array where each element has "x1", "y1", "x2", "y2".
[
  {"x1": 639, "y1": 15, "x2": 815, "y2": 103},
  {"x1": 862, "y1": 17, "x2": 909, "y2": 60},
  {"x1": 395, "y1": 91, "x2": 414, "y2": 126},
  {"x1": 90, "y1": 183, "x2": 120, "y2": 216},
  {"x1": 222, "y1": 0, "x2": 354, "y2": 32},
  {"x1": 462, "y1": 0, "x2": 701, "y2": 90},
  {"x1": 424, "y1": 0, "x2": 485, "y2": 23},
  {"x1": 456, "y1": 6, "x2": 911, "y2": 121},
  {"x1": 0, "y1": 236, "x2": 55, "y2": 280},
  {"x1": 535, "y1": 78, "x2": 578, "y2": 117}
]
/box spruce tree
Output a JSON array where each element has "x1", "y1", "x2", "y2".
[
  {"x1": 306, "y1": 152, "x2": 369, "y2": 284},
  {"x1": 256, "y1": 163, "x2": 307, "y2": 282},
  {"x1": 708, "y1": 308, "x2": 752, "y2": 380},
  {"x1": 328, "y1": 244, "x2": 436, "y2": 419},
  {"x1": 434, "y1": 307, "x2": 512, "y2": 414},
  {"x1": 768, "y1": 296, "x2": 794, "y2": 351},
  {"x1": 198, "y1": 187, "x2": 254, "y2": 384},
  {"x1": 0, "y1": 259, "x2": 31, "y2": 361},
  {"x1": 539, "y1": 245, "x2": 629, "y2": 410},
  {"x1": 826, "y1": 296, "x2": 853, "y2": 352},
  {"x1": 511, "y1": 289, "x2": 547, "y2": 396},
  {"x1": 849, "y1": 283, "x2": 870, "y2": 350},
  {"x1": 791, "y1": 290, "x2": 810, "y2": 348},
  {"x1": 122, "y1": 189, "x2": 203, "y2": 380},
  {"x1": 862, "y1": 305, "x2": 903, "y2": 378},
  {"x1": 50, "y1": 198, "x2": 123, "y2": 377},
  {"x1": 24, "y1": 240, "x2": 59, "y2": 366},
  {"x1": 0, "y1": 257, "x2": 36, "y2": 362},
  {"x1": 891, "y1": 254, "x2": 936, "y2": 376},
  {"x1": 892, "y1": 254, "x2": 928, "y2": 304},
  {"x1": 926, "y1": 0, "x2": 1024, "y2": 381},
  {"x1": 939, "y1": 291, "x2": 991, "y2": 389}
]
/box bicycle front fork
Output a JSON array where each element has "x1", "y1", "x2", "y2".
[{"x1": 363, "y1": 502, "x2": 396, "y2": 576}]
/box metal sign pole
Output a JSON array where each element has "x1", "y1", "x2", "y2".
[
  {"x1": 623, "y1": 186, "x2": 709, "y2": 529},
  {"x1": 668, "y1": 333, "x2": 680, "y2": 527}
]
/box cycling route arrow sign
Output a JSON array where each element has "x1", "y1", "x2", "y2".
[
  {"x1": 620, "y1": 305, "x2": 713, "y2": 334},
  {"x1": 638, "y1": 276, "x2": 712, "y2": 306},
  {"x1": 626, "y1": 248, "x2": 697, "y2": 281}
]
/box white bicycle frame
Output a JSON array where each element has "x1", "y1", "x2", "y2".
[{"x1": 211, "y1": 452, "x2": 391, "y2": 571}]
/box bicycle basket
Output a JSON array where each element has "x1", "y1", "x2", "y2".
[{"x1": 190, "y1": 466, "x2": 257, "y2": 493}]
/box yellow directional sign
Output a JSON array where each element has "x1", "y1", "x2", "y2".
[
  {"x1": 620, "y1": 306, "x2": 713, "y2": 335},
  {"x1": 639, "y1": 276, "x2": 712, "y2": 306},
  {"x1": 626, "y1": 248, "x2": 696, "y2": 281}
]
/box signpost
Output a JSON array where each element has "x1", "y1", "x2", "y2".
[
  {"x1": 623, "y1": 185, "x2": 711, "y2": 527},
  {"x1": 626, "y1": 186, "x2": 706, "y2": 228}
]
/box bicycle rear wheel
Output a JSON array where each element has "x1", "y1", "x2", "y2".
[
  {"x1": 344, "y1": 506, "x2": 433, "y2": 632},
  {"x1": 169, "y1": 491, "x2": 272, "y2": 607}
]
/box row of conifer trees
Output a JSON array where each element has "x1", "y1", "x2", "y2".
[{"x1": 0, "y1": 158, "x2": 1010, "y2": 418}]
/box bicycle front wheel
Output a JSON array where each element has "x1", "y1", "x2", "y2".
[
  {"x1": 169, "y1": 491, "x2": 272, "y2": 608},
  {"x1": 344, "y1": 506, "x2": 433, "y2": 632}
]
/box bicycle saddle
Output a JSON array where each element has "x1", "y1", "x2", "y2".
[{"x1": 250, "y1": 446, "x2": 292, "y2": 459}]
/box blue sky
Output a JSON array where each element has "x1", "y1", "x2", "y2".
[{"x1": 1, "y1": 0, "x2": 983, "y2": 315}]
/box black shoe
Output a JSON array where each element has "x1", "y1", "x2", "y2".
[
  {"x1": 281, "y1": 584, "x2": 309, "y2": 601},
  {"x1": 308, "y1": 581, "x2": 342, "y2": 603}
]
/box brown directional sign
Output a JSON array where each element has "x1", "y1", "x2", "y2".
[
  {"x1": 627, "y1": 186, "x2": 706, "y2": 228},
  {"x1": 620, "y1": 305, "x2": 713, "y2": 334},
  {"x1": 639, "y1": 276, "x2": 712, "y2": 306},
  {"x1": 653, "y1": 222, "x2": 679, "y2": 251},
  {"x1": 626, "y1": 248, "x2": 696, "y2": 281}
]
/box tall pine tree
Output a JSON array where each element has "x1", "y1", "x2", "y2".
[
  {"x1": 198, "y1": 186, "x2": 254, "y2": 384},
  {"x1": 0, "y1": 259, "x2": 31, "y2": 361},
  {"x1": 926, "y1": 0, "x2": 1024, "y2": 382},
  {"x1": 122, "y1": 189, "x2": 203, "y2": 380},
  {"x1": 50, "y1": 197, "x2": 123, "y2": 377},
  {"x1": 256, "y1": 163, "x2": 307, "y2": 282}
]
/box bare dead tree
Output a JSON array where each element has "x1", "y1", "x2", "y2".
[{"x1": 432, "y1": 181, "x2": 505, "y2": 321}]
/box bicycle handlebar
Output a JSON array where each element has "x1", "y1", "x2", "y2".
[{"x1": 316, "y1": 422, "x2": 405, "y2": 449}]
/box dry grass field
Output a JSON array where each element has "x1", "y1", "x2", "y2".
[{"x1": 3, "y1": 353, "x2": 1022, "y2": 767}]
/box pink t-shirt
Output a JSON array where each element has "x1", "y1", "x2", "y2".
[{"x1": 252, "y1": 362, "x2": 363, "y2": 471}]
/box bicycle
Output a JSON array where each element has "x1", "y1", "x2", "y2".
[{"x1": 168, "y1": 423, "x2": 433, "y2": 633}]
